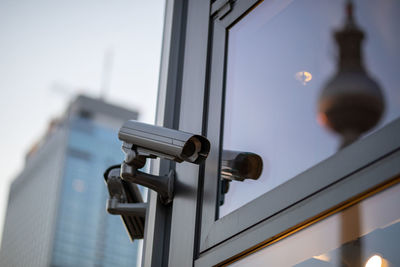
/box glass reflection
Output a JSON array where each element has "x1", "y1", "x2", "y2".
[
  {"x1": 318, "y1": 1, "x2": 385, "y2": 148},
  {"x1": 365, "y1": 255, "x2": 389, "y2": 267},
  {"x1": 295, "y1": 71, "x2": 313, "y2": 85},
  {"x1": 229, "y1": 182, "x2": 400, "y2": 267},
  {"x1": 221, "y1": 150, "x2": 263, "y2": 182},
  {"x1": 219, "y1": 0, "x2": 400, "y2": 217}
]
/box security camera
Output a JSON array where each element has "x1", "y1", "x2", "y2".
[
  {"x1": 219, "y1": 150, "x2": 263, "y2": 206},
  {"x1": 221, "y1": 150, "x2": 263, "y2": 181},
  {"x1": 119, "y1": 120, "x2": 210, "y2": 164},
  {"x1": 115, "y1": 120, "x2": 210, "y2": 204},
  {"x1": 104, "y1": 121, "x2": 210, "y2": 240},
  {"x1": 104, "y1": 165, "x2": 146, "y2": 240}
]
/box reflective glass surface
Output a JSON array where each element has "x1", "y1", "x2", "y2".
[
  {"x1": 51, "y1": 117, "x2": 141, "y2": 267},
  {"x1": 219, "y1": 0, "x2": 400, "y2": 217},
  {"x1": 230, "y1": 181, "x2": 400, "y2": 266}
]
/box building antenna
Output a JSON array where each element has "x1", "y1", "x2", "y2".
[
  {"x1": 100, "y1": 47, "x2": 114, "y2": 100},
  {"x1": 345, "y1": 0, "x2": 354, "y2": 25}
]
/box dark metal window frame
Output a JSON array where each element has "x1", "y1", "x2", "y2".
[
  {"x1": 147, "y1": 0, "x2": 400, "y2": 266},
  {"x1": 196, "y1": 0, "x2": 400, "y2": 265},
  {"x1": 196, "y1": 147, "x2": 400, "y2": 266}
]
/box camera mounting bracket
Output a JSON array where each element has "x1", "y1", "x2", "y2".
[
  {"x1": 120, "y1": 143, "x2": 175, "y2": 205},
  {"x1": 104, "y1": 165, "x2": 146, "y2": 239}
]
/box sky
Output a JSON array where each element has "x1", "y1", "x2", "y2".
[{"x1": 0, "y1": 0, "x2": 165, "y2": 241}]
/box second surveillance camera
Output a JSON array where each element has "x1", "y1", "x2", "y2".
[
  {"x1": 118, "y1": 120, "x2": 210, "y2": 164},
  {"x1": 221, "y1": 150, "x2": 263, "y2": 181}
]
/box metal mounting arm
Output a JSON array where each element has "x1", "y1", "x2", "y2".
[
  {"x1": 107, "y1": 197, "x2": 147, "y2": 217},
  {"x1": 120, "y1": 145, "x2": 175, "y2": 205},
  {"x1": 120, "y1": 162, "x2": 175, "y2": 205}
]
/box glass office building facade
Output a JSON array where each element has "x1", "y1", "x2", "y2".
[
  {"x1": 51, "y1": 116, "x2": 139, "y2": 267},
  {"x1": 0, "y1": 95, "x2": 140, "y2": 267}
]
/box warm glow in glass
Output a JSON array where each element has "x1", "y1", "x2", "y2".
[
  {"x1": 229, "y1": 182, "x2": 400, "y2": 266},
  {"x1": 295, "y1": 71, "x2": 312, "y2": 85},
  {"x1": 365, "y1": 255, "x2": 384, "y2": 267}
]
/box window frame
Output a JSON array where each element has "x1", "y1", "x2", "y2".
[
  {"x1": 197, "y1": 0, "x2": 400, "y2": 264},
  {"x1": 196, "y1": 154, "x2": 400, "y2": 266},
  {"x1": 148, "y1": 0, "x2": 400, "y2": 266}
]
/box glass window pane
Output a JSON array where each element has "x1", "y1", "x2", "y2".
[
  {"x1": 219, "y1": 0, "x2": 400, "y2": 217},
  {"x1": 229, "y1": 181, "x2": 400, "y2": 266}
]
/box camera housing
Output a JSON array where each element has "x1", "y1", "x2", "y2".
[
  {"x1": 116, "y1": 121, "x2": 210, "y2": 204},
  {"x1": 119, "y1": 120, "x2": 210, "y2": 164}
]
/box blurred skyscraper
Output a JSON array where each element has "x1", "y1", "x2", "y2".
[{"x1": 0, "y1": 95, "x2": 140, "y2": 267}]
